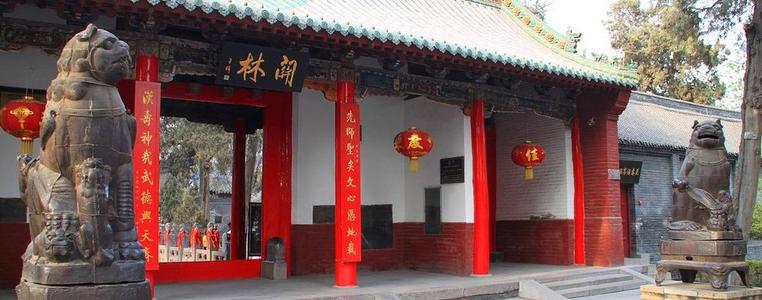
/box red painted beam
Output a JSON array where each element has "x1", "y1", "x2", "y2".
[{"x1": 471, "y1": 100, "x2": 490, "y2": 276}]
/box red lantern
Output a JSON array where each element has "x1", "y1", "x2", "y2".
[
  {"x1": 0, "y1": 96, "x2": 46, "y2": 155},
  {"x1": 394, "y1": 127, "x2": 433, "y2": 172},
  {"x1": 511, "y1": 140, "x2": 545, "y2": 180}
]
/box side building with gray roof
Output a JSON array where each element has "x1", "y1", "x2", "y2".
[{"x1": 618, "y1": 91, "x2": 741, "y2": 263}]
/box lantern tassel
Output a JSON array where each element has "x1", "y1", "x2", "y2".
[
  {"x1": 524, "y1": 167, "x2": 533, "y2": 180},
  {"x1": 20, "y1": 138, "x2": 33, "y2": 156},
  {"x1": 409, "y1": 159, "x2": 419, "y2": 173}
]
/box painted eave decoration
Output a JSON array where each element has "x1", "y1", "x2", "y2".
[{"x1": 130, "y1": 0, "x2": 638, "y2": 88}]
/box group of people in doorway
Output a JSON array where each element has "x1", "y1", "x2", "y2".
[{"x1": 161, "y1": 222, "x2": 226, "y2": 252}]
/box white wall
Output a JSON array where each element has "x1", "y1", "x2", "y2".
[
  {"x1": 495, "y1": 111, "x2": 574, "y2": 220},
  {"x1": 403, "y1": 98, "x2": 473, "y2": 223},
  {"x1": 1, "y1": 4, "x2": 117, "y2": 91},
  {"x1": 291, "y1": 91, "x2": 474, "y2": 224},
  {"x1": 291, "y1": 89, "x2": 409, "y2": 224}
]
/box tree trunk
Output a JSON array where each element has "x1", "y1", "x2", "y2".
[
  {"x1": 244, "y1": 132, "x2": 262, "y2": 203},
  {"x1": 734, "y1": 0, "x2": 762, "y2": 239},
  {"x1": 201, "y1": 163, "x2": 210, "y2": 222}
]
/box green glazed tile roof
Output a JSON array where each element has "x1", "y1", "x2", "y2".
[{"x1": 132, "y1": 0, "x2": 638, "y2": 88}]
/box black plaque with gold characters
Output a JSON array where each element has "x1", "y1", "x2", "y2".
[
  {"x1": 216, "y1": 42, "x2": 310, "y2": 92},
  {"x1": 619, "y1": 160, "x2": 642, "y2": 184}
]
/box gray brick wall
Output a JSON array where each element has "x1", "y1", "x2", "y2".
[{"x1": 620, "y1": 151, "x2": 674, "y2": 263}]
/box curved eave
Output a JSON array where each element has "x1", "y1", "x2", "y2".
[{"x1": 131, "y1": 0, "x2": 638, "y2": 89}]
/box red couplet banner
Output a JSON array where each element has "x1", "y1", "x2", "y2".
[
  {"x1": 335, "y1": 102, "x2": 362, "y2": 262},
  {"x1": 132, "y1": 81, "x2": 161, "y2": 271}
]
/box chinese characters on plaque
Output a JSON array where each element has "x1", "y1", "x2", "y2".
[
  {"x1": 337, "y1": 104, "x2": 362, "y2": 262},
  {"x1": 216, "y1": 42, "x2": 310, "y2": 92},
  {"x1": 133, "y1": 82, "x2": 161, "y2": 270}
]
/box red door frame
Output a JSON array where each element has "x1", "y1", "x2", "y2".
[
  {"x1": 620, "y1": 185, "x2": 632, "y2": 257},
  {"x1": 154, "y1": 82, "x2": 292, "y2": 282}
]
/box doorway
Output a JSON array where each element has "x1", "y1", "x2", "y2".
[{"x1": 620, "y1": 185, "x2": 633, "y2": 257}]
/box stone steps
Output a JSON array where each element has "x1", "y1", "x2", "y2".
[
  {"x1": 544, "y1": 273, "x2": 634, "y2": 291},
  {"x1": 555, "y1": 278, "x2": 646, "y2": 298}
]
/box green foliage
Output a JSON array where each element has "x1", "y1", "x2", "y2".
[
  {"x1": 751, "y1": 200, "x2": 762, "y2": 239},
  {"x1": 159, "y1": 117, "x2": 233, "y2": 224},
  {"x1": 606, "y1": 0, "x2": 726, "y2": 105},
  {"x1": 748, "y1": 260, "x2": 762, "y2": 287}
]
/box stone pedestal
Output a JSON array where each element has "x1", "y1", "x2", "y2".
[
  {"x1": 656, "y1": 233, "x2": 749, "y2": 289},
  {"x1": 261, "y1": 260, "x2": 287, "y2": 280},
  {"x1": 642, "y1": 282, "x2": 762, "y2": 300},
  {"x1": 16, "y1": 280, "x2": 151, "y2": 300}
]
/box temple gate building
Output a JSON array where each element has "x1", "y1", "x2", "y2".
[{"x1": 0, "y1": 0, "x2": 637, "y2": 290}]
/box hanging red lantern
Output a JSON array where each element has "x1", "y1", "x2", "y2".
[
  {"x1": 511, "y1": 140, "x2": 545, "y2": 180},
  {"x1": 0, "y1": 96, "x2": 46, "y2": 155},
  {"x1": 394, "y1": 127, "x2": 433, "y2": 172}
]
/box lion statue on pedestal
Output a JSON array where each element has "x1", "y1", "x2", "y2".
[{"x1": 17, "y1": 24, "x2": 145, "y2": 288}]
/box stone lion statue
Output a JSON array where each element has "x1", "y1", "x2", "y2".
[
  {"x1": 18, "y1": 24, "x2": 144, "y2": 285},
  {"x1": 669, "y1": 119, "x2": 733, "y2": 232}
]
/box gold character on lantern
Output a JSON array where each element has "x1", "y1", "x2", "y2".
[
  {"x1": 407, "y1": 134, "x2": 423, "y2": 150},
  {"x1": 238, "y1": 52, "x2": 266, "y2": 82},
  {"x1": 274, "y1": 55, "x2": 298, "y2": 87},
  {"x1": 525, "y1": 148, "x2": 540, "y2": 162}
]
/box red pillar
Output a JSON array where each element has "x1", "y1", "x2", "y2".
[
  {"x1": 120, "y1": 55, "x2": 160, "y2": 297},
  {"x1": 230, "y1": 119, "x2": 247, "y2": 259},
  {"x1": 335, "y1": 79, "x2": 362, "y2": 287},
  {"x1": 571, "y1": 116, "x2": 586, "y2": 265},
  {"x1": 577, "y1": 90, "x2": 630, "y2": 266},
  {"x1": 471, "y1": 100, "x2": 490, "y2": 276},
  {"x1": 486, "y1": 122, "x2": 497, "y2": 253}
]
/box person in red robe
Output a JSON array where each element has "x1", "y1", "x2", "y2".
[
  {"x1": 190, "y1": 223, "x2": 202, "y2": 249},
  {"x1": 162, "y1": 223, "x2": 172, "y2": 246},
  {"x1": 212, "y1": 224, "x2": 221, "y2": 250},
  {"x1": 206, "y1": 222, "x2": 215, "y2": 250},
  {"x1": 175, "y1": 225, "x2": 187, "y2": 249}
]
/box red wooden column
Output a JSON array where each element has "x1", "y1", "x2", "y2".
[
  {"x1": 486, "y1": 122, "x2": 497, "y2": 253},
  {"x1": 576, "y1": 90, "x2": 630, "y2": 266},
  {"x1": 120, "y1": 55, "x2": 161, "y2": 296},
  {"x1": 230, "y1": 119, "x2": 247, "y2": 259},
  {"x1": 334, "y1": 77, "x2": 362, "y2": 287},
  {"x1": 471, "y1": 99, "x2": 490, "y2": 276},
  {"x1": 571, "y1": 116, "x2": 586, "y2": 265}
]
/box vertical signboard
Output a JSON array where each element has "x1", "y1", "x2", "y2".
[
  {"x1": 336, "y1": 101, "x2": 362, "y2": 262},
  {"x1": 133, "y1": 81, "x2": 160, "y2": 270}
]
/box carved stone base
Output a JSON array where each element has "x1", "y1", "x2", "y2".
[
  {"x1": 22, "y1": 258, "x2": 145, "y2": 285},
  {"x1": 656, "y1": 260, "x2": 750, "y2": 289},
  {"x1": 641, "y1": 282, "x2": 762, "y2": 300},
  {"x1": 16, "y1": 280, "x2": 150, "y2": 300}
]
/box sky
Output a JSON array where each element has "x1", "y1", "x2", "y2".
[
  {"x1": 542, "y1": 0, "x2": 746, "y2": 109},
  {"x1": 544, "y1": 0, "x2": 619, "y2": 57}
]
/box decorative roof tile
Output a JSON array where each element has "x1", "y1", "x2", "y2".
[{"x1": 130, "y1": 0, "x2": 637, "y2": 87}]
